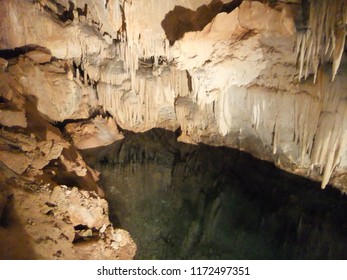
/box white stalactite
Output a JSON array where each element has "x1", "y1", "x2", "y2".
[
  {"x1": 1, "y1": 0, "x2": 346, "y2": 190},
  {"x1": 295, "y1": 0, "x2": 347, "y2": 82}
]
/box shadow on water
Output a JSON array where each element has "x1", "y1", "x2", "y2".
[{"x1": 82, "y1": 128, "x2": 347, "y2": 260}]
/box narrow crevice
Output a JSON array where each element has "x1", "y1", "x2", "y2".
[
  {"x1": 0, "y1": 194, "x2": 13, "y2": 228},
  {"x1": 118, "y1": 2, "x2": 127, "y2": 41},
  {"x1": 72, "y1": 61, "x2": 84, "y2": 81},
  {"x1": 52, "y1": 111, "x2": 105, "y2": 134},
  {"x1": 73, "y1": 225, "x2": 100, "y2": 244},
  {"x1": 76, "y1": 4, "x2": 88, "y2": 17},
  {"x1": 37, "y1": 1, "x2": 88, "y2": 25},
  {"x1": 74, "y1": 224, "x2": 89, "y2": 231},
  {"x1": 0, "y1": 45, "x2": 49, "y2": 60},
  {"x1": 186, "y1": 70, "x2": 193, "y2": 92},
  {"x1": 59, "y1": 1, "x2": 74, "y2": 22}
]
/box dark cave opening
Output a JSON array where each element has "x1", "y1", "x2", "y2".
[
  {"x1": 0, "y1": 45, "x2": 49, "y2": 60},
  {"x1": 82, "y1": 128, "x2": 347, "y2": 260}
]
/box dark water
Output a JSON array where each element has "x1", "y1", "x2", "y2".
[{"x1": 82, "y1": 129, "x2": 347, "y2": 259}]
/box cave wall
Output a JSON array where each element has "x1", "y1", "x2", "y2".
[{"x1": 0, "y1": 0, "x2": 346, "y2": 192}]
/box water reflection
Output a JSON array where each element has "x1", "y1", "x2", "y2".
[{"x1": 82, "y1": 129, "x2": 347, "y2": 259}]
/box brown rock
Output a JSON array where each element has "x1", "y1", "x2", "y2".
[
  {"x1": 0, "y1": 109, "x2": 27, "y2": 128},
  {"x1": 65, "y1": 116, "x2": 124, "y2": 150},
  {"x1": 0, "y1": 57, "x2": 8, "y2": 71},
  {"x1": 112, "y1": 229, "x2": 137, "y2": 259},
  {"x1": 0, "y1": 182, "x2": 135, "y2": 259},
  {"x1": 50, "y1": 186, "x2": 109, "y2": 229},
  {"x1": 0, "y1": 151, "x2": 31, "y2": 174},
  {"x1": 25, "y1": 50, "x2": 52, "y2": 64}
]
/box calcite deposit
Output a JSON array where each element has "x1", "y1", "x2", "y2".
[{"x1": 0, "y1": 0, "x2": 346, "y2": 259}]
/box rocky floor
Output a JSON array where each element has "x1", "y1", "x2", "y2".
[
  {"x1": 0, "y1": 56, "x2": 136, "y2": 260},
  {"x1": 0, "y1": 177, "x2": 136, "y2": 259}
]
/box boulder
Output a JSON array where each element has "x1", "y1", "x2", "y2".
[
  {"x1": 0, "y1": 151, "x2": 30, "y2": 175},
  {"x1": 65, "y1": 116, "x2": 124, "y2": 150},
  {"x1": 0, "y1": 109, "x2": 27, "y2": 128}
]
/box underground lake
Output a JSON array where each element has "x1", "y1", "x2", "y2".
[{"x1": 81, "y1": 128, "x2": 347, "y2": 260}]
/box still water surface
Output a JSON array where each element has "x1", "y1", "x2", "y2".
[{"x1": 82, "y1": 129, "x2": 347, "y2": 259}]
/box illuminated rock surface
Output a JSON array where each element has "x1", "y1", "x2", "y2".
[{"x1": 0, "y1": 0, "x2": 346, "y2": 259}]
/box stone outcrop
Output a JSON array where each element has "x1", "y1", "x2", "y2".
[
  {"x1": 65, "y1": 116, "x2": 124, "y2": 150},
  {"x1": 0, "y1": 66, "x2": 101, "y2": 192},
  {"x1": 0, "y1": 182, "x2": 136, "y2": 259},
  {"x1": 0, "y1": 57, "x2": 136, "y2": 259},
  {"x1": 8, "y1": 57, "x2": 90, "y2": 122}
]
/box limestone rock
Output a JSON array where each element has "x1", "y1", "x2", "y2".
[
  {"x1": 112, "y1": 228, "x2": 137, "y2": 258},
  {"x1": 0, "y1": 150, "x2": 31, "y2": 175},
  {"x1": 49, "y1": 186, "x2": 110, "y2": 229},
  {"x1": 65, "y1": 116, "x2": 124, "y2": 150},
  {"x1": 0, "y1": 58, "x2": 8, "y2": 71},
  {"x1": 0, "y1": 128, "x2": 66, "y2": 174},
  {"x1": 0, "y1": 182, "x2": 136, "y2": 259},
  {"x1": 0, "y1": 0, "x2": 346, "y2": 191},
  {"x1": 25, "y1": 50, "x2": 52, "y2": 64},
  {"x1": 238, "y1": 1, "x2": 295, "y2": 37},
  {"x1": 59, "y1": 154, "x2": 87, "y2": 177},
  {"x1": 0, "y1": 66, "x2": 102, "y2": 195},
  {"x1": 8, "y1": 59, "x2": 89, "y2": 122},
  {"x1": 0, "y1": 0, "x2": 110, "y2": 60},
  {"x1": 0, "y1": 109, "x2": 27, "y2": 128}
]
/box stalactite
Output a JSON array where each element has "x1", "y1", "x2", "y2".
[
  {"x1": 310, "y1": 69, "x2": 347, "y2": 188},
  {"x1": 218, "y1": 64, "x2": 347, "y2": 188},
  {"x1": 114, "y1": 0, "x2": 176, "y2": 88},
  {"x1": 97, "y1": 67, "x2": 188, "y2": 132},
  {"x1": 295, "y1": 0, "x2": 347, "y2": 82}
]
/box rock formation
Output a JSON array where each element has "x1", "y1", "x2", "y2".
[
  {"x1": 0, "y1": 0, "x2": 346, "y2": 259},
  {"x1": 0, "y1": 49, "x2": 136, "y2": 259}
]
